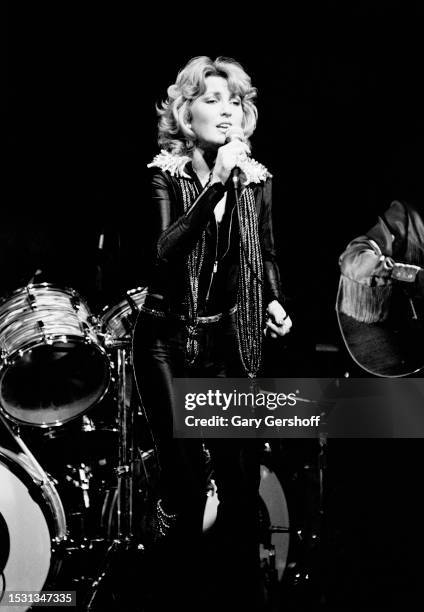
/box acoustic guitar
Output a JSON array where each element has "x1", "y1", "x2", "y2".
[{"x1": 336, "y1": 277, "x2": 424, "y2": 377}]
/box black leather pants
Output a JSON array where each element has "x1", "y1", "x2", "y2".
[{"x1": 133, "y1": 310, "x2": 263, "y2": 610}]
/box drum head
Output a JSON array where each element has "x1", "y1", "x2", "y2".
[
  {"x1": 259, "y1": 464, "x2": 290, "y2": 581},
  {"x1": 0, "y1": 449, "x2": 65, "y2": 607},
  {"x1": 0, "y1": 342, "x2": 109, "y2": 427}
]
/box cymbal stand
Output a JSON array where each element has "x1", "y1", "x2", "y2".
[
  {"x1": 114, "y1": 342, "x2": 134, "y2": 540},
  {"x1": 85, "y1": 339, "x2": 141, "y2": 611}
]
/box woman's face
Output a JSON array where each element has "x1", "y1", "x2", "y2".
[{"x1": 188, "y1": 76, "x2": 244, "y2": 151}]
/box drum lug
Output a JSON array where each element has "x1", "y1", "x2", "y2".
[
  {"x1": 88, "y1": 314, "x2": 98, "y2": 326},
  {"x1": 52, "y1": 534, "x2": 68, "y2": 546},
  {"x1": 37, "y1": 320, "x2": 51, "y2": 344},
  {"x1": 71, "y1": 295, "x2": 81, "y2": 311},
  {"x1": 26, "y1": 287, "x2": 37, "y2": 309},
  {"x1": 80, "y1": 321, "x2": 91, "y2": 340}
]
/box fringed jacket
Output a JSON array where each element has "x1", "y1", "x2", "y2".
[
  {"x1": 142, "y1": 150, "x2": 284, "y2": 318},
  {"x1": 339, "y1": 200, "x2": 424, "y2": 322}
]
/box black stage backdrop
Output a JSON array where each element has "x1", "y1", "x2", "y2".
[{"x1": 5, "y1": 3, "x2": 424, "y2": 610}]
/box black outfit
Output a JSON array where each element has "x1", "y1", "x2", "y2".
[
  {"x1": 143, "y1": 162, "x2": 283, "y2": 316},
  {"x1": 133, "y1": 159, "x2": 284, "y2": 611}
]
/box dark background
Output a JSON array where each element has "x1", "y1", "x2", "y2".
[{"x1": 5, "y1": 2, "x2": 424, "y2": 609}]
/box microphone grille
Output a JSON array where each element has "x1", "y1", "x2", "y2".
[{"x1": 225, "y1": 126, "x2": 246, "y2": 143}]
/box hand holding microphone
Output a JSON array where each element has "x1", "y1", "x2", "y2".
[{"x1": 211, "y1": 126, "x2": 250, "y2": 188}]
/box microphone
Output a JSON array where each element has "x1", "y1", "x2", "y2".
[{"x1": 225, "y1": 126, "x2": 246, "y2": 191}]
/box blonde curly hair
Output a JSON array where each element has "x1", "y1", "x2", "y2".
[{"x1": 157, "y1": 56, "x2": 258, "y2": 155}]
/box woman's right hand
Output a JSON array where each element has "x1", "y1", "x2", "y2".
[{"x1": 211, "y1": 140, "x2": 251, "y2": 186}]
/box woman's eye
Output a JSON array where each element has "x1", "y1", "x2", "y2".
[
  {"x1": 205, "y1": 98, "x2": 217, "y2": 104},
  {"x1": 231, "y1": 98, "x2": 241, "y2": 106}
]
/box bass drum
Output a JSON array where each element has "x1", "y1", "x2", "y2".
[
  {"x1": 0, "y1": 284, "x2": 110, "y2": 428},
  {"x1": 203, "y1": 461, "x2": 290, "y2": 581},
  {"x1": 0, "y1": 447, "x2": 67, "y2": 612}
]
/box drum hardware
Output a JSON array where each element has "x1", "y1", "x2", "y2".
[
  {"x1": 318, "y1": 431, "x2": 327, "y2": 519},
  {"x1": 116, "y1": 346, "x2": 134, "y2": 539},
  {"x1": 37, "y1": 320, "x2": 48, "y2": 343},
  {"x1": 28, "y1": 402, "x2": 121, "y2": 551},
  {"x1": 80, "y1": 321, "x2": 91, "y2": 339},
  {"x1": 115, "y1": 463, "x2": 130, "y2": 476},
  {"x1": 83, "y1": 343, "x2": 142, "y2": 611},
  {"x1": 25, "y1": 286, "x2": 36, "y2": 309},
  {"x1": 70, "y1": 294, "x2": 81, "y2": 311},
  {"x1": 275, "y1": 436, "x2": 329, "y2": 605},
  {"x1": 137, "y1": 448, "x2": 155, "y2": 483},
  {"x1": 0, "y1": 286, "x2": 151, "y2": 610},
  {"x1": 63, "y1": 463, "x2": 93, "y2": 509},
  {"x1": 81, "y1": 414, "x2": 96, "y2": 432},
  {"x1": 0, "y1": 409, "x2": 61, "y2": 492},
  {"x1": 0, "y1": 348, "x2": 143, "y2": 608}
]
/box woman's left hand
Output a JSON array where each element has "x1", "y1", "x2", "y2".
[{"x1": 264, "y1": 300, "x2": 293, "y2": 338}]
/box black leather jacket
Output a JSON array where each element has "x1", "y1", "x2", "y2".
[{"x1": 143, "y1": 161, "x2": 284, "y2": 317}]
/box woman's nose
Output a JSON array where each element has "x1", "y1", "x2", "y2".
[{"x1": 220, "y1": 100, "x2": 232, "y2": 116}]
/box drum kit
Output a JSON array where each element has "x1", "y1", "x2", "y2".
[
  {"x1": 0, "y1": 283, "x2": 320, "y2": 611},
  {"x1": 0, "y1": 283, "x2": 150, "y2": 611}
]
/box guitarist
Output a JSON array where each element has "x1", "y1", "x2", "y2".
[{"x1": 338, "y1": 199, "x2": 424, "y2": 375}]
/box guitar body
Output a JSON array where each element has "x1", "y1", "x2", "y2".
[{"x1": 337, "y1": 284, "x2": 424, "y2": 377}]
